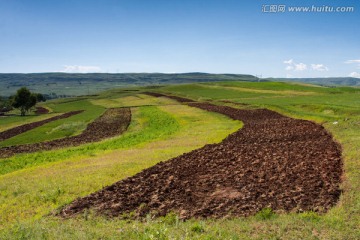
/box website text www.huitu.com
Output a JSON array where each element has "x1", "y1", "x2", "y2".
[{"x1": 262, "y1": 5, "x2": 355, "y2": 13}]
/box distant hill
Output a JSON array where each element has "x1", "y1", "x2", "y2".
[
  {"x1": 0, "y1": 73, "x2": 358, "y2": 97},
  {"x1": 0, "y1": 73, "x2": 257, "y2": 97},
  {"x1": 268, "y1": 77, "x2": 360, "y2": 87}
]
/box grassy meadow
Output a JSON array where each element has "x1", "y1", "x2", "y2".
[
  {"x1": 0, "y1": 81, "x2": 359, "y2": 239},
  {"x1": 0, "y1": 100, "x2": 105, "y2": 147}
]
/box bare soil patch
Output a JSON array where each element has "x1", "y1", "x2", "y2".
[
  {"x1": 60, "y1": 95, "x2": 342, "y2": 219},
  {"x1": 143, "y1": 92, "x2": 195, "y2": 103},
  {"x1": 0, "y1": 111, "x2": 83, "y2": 142},
  {"x1": 0, "y1": 108, "x2": 131, "y2": 158},
  {"x1": 35, "y1": 107, "x2": 49, "y2": 114}
]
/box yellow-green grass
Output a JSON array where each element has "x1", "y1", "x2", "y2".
[
  {"x1": 2, "y1": 210, "x2": 355, "y2": 240},
  {"x1": 202, "y1": 81, "x2": 356, "y2": 93},
  {"x1": 0, "y1": 103, "x2": 56, "y2": 132},
  {"x1": 0, "y1": 100, "x2": 105, "y2": 147},
  {"x1": 0, "y1": 104, "x2": 241, "y2": 231},
  {"x1": 90, "y1": 94, "x2": 178, "y2": 108},
  {"x1": 197, "y1": 83, "x2": 319, "y2": 96},
  {"x1": 0, "y1": 106, "x2": 179, "y2": 175},
  {"x1": 0, "y1": 113, "x2": 61, "y2": 132},
  {"x1": 158, "y1": 84, "x2": 278, "y2": 101}
]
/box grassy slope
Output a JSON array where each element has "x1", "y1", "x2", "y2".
[
  {"x1": 90, "y1": 94, "x2": 179, "y2": 108},
  {"x1": 0, "y1": 113, "x2": 61, "y2": 132},
  {"x1": 0, "y1": 97, "x2": 241, "y2": 234},
  {"x1": 0, "y1": 100, "x2": 105, "y2": 147},
  {"x1": 159, "y1": 84, "x2": 277, "y2": 101},
  {"x1": 0, "y1": 83, "x2": 359, "y2": 239}
]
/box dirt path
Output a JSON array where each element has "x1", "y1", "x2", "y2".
[
  {"x1": 0, "y1": 108, "x2": 131, "y2": 158},
  {"x1": 60, "y1": 95, "x2": 342, "y2": 219},
  {"x1": 0, "y1": 110, "x2": 83, "y2": 142}
]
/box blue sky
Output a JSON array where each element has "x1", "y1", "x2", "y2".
[{"x1": 0, "y1": 0, "x2": 359, "y2": 77}]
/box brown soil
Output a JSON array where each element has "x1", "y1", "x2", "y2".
[
  {"x1": 0, "y1": 110, "x2": 83, "y2": 142},
  {"x1": 143, "y1": 92, "x2": 195, "y2": 103},
  {"x1": 35, "y1": 107, "x2": 50, "y2": 114},
  {"x1": 0, "y1": 108, "x2": 131, "y2": 158},
  {"x1": 59, "y1": 96, "x2": 342, "y2": 219}
]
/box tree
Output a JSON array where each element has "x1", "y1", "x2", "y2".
[
  {"x1": 35, "y1": 93, "x2": 46, "y2": 102},
  {"x1": 0, "y1": 96, "x2": 13, "y2": 113},
  {"x1": 12, "y1": 87, "x2": 37, "y2": 116}
]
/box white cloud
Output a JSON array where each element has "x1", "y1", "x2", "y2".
[
  {"x1": 345, "y1": 59, "x2": 360, "y2": 69},
  {"x1": 284, "y1": 59, "x2": 307, "y2": 71},
  {"x1": 294, "y1": 63, "x2": 307, "y2": 71},
  {"x1": 61, "y1": 65, "x2": 101, "y2": 73},
  {"x1": 311, "y1": 64, "x2": 329, "y2": 71},
  {"x1": 349, "y1": 72, "x2": 360, "y2": 78},
  {"x1": 345, "y1": 59, "x2": 360, "y2": 64}
]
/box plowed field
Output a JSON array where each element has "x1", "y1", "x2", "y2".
[{"x1": 60, "y1": 98, "x2": 342, "y2": 219}]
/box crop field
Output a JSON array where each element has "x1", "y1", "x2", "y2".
[{"x1": 0, "y1": 81, "x2": 359, "y2": 239}]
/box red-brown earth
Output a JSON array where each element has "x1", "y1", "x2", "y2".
[
  {"x1": 59, "y1": 96, "x2": 342, "y2": 219},
  {"x1": 35, "y1": 106, "x2": 50, "y2": 114},
  {"x1": 143, "y1": 92, "x2": 195, "y2": 103}
]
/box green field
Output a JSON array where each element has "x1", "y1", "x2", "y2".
[
  {"x1": 0, "y1": 100, "x2": 105, "y2": 147},
  {"x1": 0, "y1": 81, "x2": 359, "y2": 239}
]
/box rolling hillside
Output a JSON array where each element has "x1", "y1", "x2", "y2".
[
  {"x1": 0, "y1": 81, "x2": 359, "y2": 239},
  {"x1": 1, "y1": 73, "x2": 358, "y2": 98}
]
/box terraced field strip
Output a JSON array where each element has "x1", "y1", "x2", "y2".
[
  {"x1": 0, "y1": 108, "x2": 131, "y2": 158},
  {"x1": 197, "y1": 83, "x2": 318, "y2": 96},
  {"x1": 61, "y1": 95, "x2": 342, "y2": 219},
  {"x1": 143, "y1": 92, "x2": 195, "y2": 102},
  {"x1": 0, "y1": 110, "x2": 83, "y2": 142},
  {"x1": 91, "y1": 94, "x2": 181, "y2": 108}
]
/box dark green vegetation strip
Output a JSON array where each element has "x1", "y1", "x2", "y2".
[
  {"x1": 0, "y1": 106, "x2": 180, "y2": 176},
  {"x1": 203, "y1": 81, "x2": 360, "y2": 93}
]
